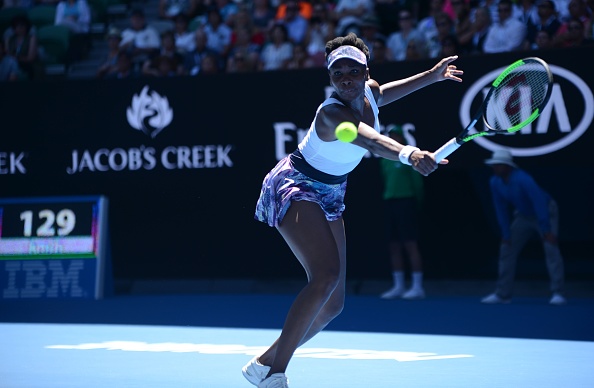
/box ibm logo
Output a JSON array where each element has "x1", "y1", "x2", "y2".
[{"x1": 2, "y1": 260, "x2": 86, "y2": 298}]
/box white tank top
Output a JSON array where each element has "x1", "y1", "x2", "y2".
[{"x1": 298, "y1": 84, "x2": 381, "y2": 176}]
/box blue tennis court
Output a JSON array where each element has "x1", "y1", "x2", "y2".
[{"x1": 2, "y1": 281, "x2": 593, "y2": 387}]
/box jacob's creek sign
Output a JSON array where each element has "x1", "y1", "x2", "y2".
[
  {"x1": 66, "y1": 85, "x2": 234, "y2": 174},
  {"x1": 66, "y1": 145, "x2": 234, "y2": 173}
]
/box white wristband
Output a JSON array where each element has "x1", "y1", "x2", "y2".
[{"x1": 399, "y1": 145, "x2": 420, "y2": 165}]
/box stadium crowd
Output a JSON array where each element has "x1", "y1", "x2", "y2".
[{"x1": 1, "y1": 0, "x2": 593, "y2": 80}]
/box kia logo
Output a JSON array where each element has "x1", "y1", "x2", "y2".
[{"x1": 460, "y1": 64, "x2": 593, "y2": 157}]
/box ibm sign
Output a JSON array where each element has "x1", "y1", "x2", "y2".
[{"x1": 0, "y1": 196, "x2": 111, "y2": 299}]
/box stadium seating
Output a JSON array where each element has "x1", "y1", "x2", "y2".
[
  {"x1": 27, "y1": 5, "x2": 57, "y2": 30},
  {"x1": 37, "y1": 24, "x2": 72, "y2": 73}
]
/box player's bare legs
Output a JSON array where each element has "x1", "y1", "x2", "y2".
[{"x1": 258, "y1": 201, "x2": 347, "y2": 377}]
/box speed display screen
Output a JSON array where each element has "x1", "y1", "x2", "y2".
[{"x1": 0, "y1": 197, "x2": 100, "y2": 259}]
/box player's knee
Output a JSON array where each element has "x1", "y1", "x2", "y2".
[
  {"x1": 311, "y1": 271, "x2": 341, "y2": 295},
  {"x1": 325, "y1": 296, "x2": 345, "y2": 320}
]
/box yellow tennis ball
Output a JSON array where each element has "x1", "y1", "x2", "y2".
[{"x1": 335, "y1": 122, "x2": 358, "y2": 143}]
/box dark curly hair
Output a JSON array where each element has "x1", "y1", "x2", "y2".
[{"x1": 325, "y1": 33, "x2": 370, "y2": 64}]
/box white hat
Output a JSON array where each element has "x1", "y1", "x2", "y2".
[
  {"x1": 484, "y1": 149, "x2": 517, "y2": 168},
  {"x1": 327, "y1": 45, "x2": 367, "y2": 69}
]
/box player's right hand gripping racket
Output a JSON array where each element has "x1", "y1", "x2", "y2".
[{"x1": 434, "y1": 57, "x2": 553, "y2": 163}]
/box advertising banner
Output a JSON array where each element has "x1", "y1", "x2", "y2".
[{"x1": 1, "y1": 47, "x2": 592, "y2": 280}]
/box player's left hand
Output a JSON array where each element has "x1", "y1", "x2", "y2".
[{"x1": 433, "y1": 56, "x2": 464, "y2": 83}]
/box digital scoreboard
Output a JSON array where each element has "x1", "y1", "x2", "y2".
[{"x1": 0, "y1": 196, "x2": 111, "y2": 299}]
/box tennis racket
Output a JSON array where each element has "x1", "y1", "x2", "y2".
[{"x1": 434, "y1": 57, "x2": 553, "y2": 163}]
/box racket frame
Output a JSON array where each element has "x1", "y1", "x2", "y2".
[{"x1": 434, "y1": 57, "x2": 553, "y2": 163}]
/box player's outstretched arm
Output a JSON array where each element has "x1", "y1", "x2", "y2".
[{"x1": 377, "y1": 56, "x2": 464, "y2": 107}]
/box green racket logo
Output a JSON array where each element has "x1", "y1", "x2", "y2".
[{"x1": 492, "y1": 59, "x2": 525, "y2": 88}]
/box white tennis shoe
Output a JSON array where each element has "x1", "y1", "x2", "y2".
[
  {"x1": 402, "y1": 287, "x2": 425, "y2": 300},
  {"x1": 242, "y1": 356, "x2": 271, "y2": 386},
  {"x1": 549, "y1": 293, "x2": 567, "y2": 305},
  {"x1": 258, "y1": 373, "x2": 289, "y2": 388},
  {"x1": 380, "y1": 286, "x2": 404, "y2": 299},
  {"x1": 481, "y1": 293, "x2": 511, "y2": 304}
]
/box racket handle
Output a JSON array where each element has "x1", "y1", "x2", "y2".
[{"x1": 433, "y1": 137, "x2": 462, "y2": 163}]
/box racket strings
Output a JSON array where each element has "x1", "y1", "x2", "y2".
[{"x1": 485, "y1": 64, "x2": 551, "y2": 131}]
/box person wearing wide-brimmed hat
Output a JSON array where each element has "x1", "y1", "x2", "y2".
[{"x1": 481, "y1": 149, "x2": 566, "y2": 306}]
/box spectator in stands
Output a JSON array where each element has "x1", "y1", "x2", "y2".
[
  {"x1": 531, "y1": 29, "x2": 554, "y2": 48},
  {"x1": 96, "y1": 26, "x2": 122, "y2": 79},
  {"x1": 475, "y1": 0, "x2": 500, "y2": 24},
  {"x1": 375, "y1": 0, "x2": 419, "y2": 36},
  {"x1": 483, "y1": 0, "x2": 527, "y2": 53},
  {"x1": 251, "y1": 0, "x2": 276, "y2": 37},
  {"x1": 197, "y1": 52, "x2": 220, "y2": 74},
  {"x1": 258, "y1": 23, "x2": 293, "y2": 70},
  {"x1": 184, "y1": 28, "x2": 223, "y2": 75},
  {"x1": 275, "y1": 0, "x2": 312, "y2": 21},
  {"x1": 226, "y1": 50, "x2": 252, "y2": 72},
  {"x1": 405, "y1": 35, "x2": 430, "y2": 60},
  {"x1": 513, "y1": 0, "x2": 540, "y2": 26},
  {"x1": 4, "y1": 15, "x2": 40, "y2": 79},
  {"x1": 524, "y1": 0, "x2": 562, "y2": 49},
  {"x1": 216, "y1": 0, "x2": 239, "y2": 26},
  {"x1": 230, "y1": 6, "x2": 265, "y2": 46},
  {"x1": 358, "y1": 14, "x2": 385, "y2": 60},
  {"x1": 386, "y1": 9, "x2": 425, "y2": 61},
  {"x1": 555, "y1": 0, "x2": 592, "y2": 39},
  {"x1": 119, "y1": 9, "x2": 161, "y2": 66},
  {"x1": 567, "y1": 0, "x2": 591, "y2": 37},
  {"x1": 226, "y1": 26, "x2": 260, "y2": 71},
  {"x1": 103, "y1": 51, "x2": 138, "y2": 79},
  {"x1": 0, "y1": 39, "x2": 19, "y2": 81},
  {"x1": 332, "y1": 0, "x2": 374, "y2": 36},
  {"x1": 439, "y1": 32, "x2": 460, "y2": 56},
  {"x1": 451, "y1": 0, "x2": 472, "y2": 48},
  {"x1": 427, "y1": 11, "x2": 454, "y2": 57},
  {"x1": 369, "y1": 35, "x2": 392, "y2": 63},
  {"x1": 203, "y1": 7, "x2": 233, "y2": 58},
  {"x1": 54, "y1": 0, "x2": 92, "y2": 62},
  {"x1": 54, "y1": 0, "x2": 91, "y2": 33},
  {"x1": 554, "y1": 0, "x2": 572, "y2": 21},
  {"x1": 279, "y1": 0, "x2": 309, "y2": 44},
  {"x1": 553, "y1": 17, "x2": 594, "y2": 45},
  {"x1": 418, "y1": 0, "x2": 445, "y2": 44},
  {"x1": 304, "y1": 1, "x2": 335, "y2": 67},
  {"x1": 158, "y1": 0, "x2": 200, "y2": 21},
  {"x1": 142, "y1": 30, "x2": 185, "y2": 76},
  {"x1": 458, "y1": 6, "x2": 491, "y2": 54},
  {"x1": 284, "y1": 42, "x2": 315, "y2": 68},
  {"x1": 173, "y1": 13, "x2": 195, "y2": 53}
]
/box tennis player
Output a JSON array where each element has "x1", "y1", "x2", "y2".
[{"x1": 244, "y1": 33, "x2": 463, "y2": 388}]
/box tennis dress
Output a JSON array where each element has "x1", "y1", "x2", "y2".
[{"x1": 255, "y1": 84, "x2": 381, "y2": 227}]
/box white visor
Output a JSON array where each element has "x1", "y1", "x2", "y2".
[{"x1": 327, "y1": 46, "x2": 367, "y2": 69}]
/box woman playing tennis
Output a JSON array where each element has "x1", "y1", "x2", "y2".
[{"x1": 244, "y1": 33, "x2": 463, "y2": 388}]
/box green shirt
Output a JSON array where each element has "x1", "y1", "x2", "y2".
[{"x1": 380, "y1": 158, "x2": 424, "y2": 202}]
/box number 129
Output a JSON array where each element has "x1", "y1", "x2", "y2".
[{"x1": 19, "y1": 209, "x2": 76, "y2": 237}]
